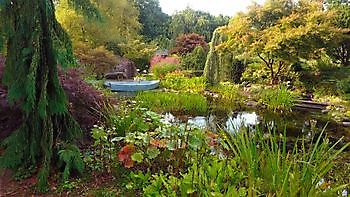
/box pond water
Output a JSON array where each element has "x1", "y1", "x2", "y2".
[{"x1": 161, "y1": 108, "x2": 350, "y2": 145}]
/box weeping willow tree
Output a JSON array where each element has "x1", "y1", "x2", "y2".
[{"x1": 0, "y1": 0, "x2": 98, "y2": 191}]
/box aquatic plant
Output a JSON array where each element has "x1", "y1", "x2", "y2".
[
  {"x1": 258, "y1": 85, "x2": 297, "y2": 112},
  {"x1": 143, "y1": 128, "x2": 349, "y2": 196},
  {"x1": 136, "y1": 92, "x2": 207, "y2": 115}
]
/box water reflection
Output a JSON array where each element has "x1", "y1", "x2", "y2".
[
  {"x1": 225, "y1": 112, "x2": 259, "y2": 133},
  {"x1": 160, "y1": 110, "x2": 350, "y2": 143}
]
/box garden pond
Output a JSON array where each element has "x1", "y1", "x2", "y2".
[{"x1": 161, "y1": 108, "x2": 350, "y2": 147}]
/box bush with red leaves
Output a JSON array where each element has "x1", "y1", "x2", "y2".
[
  {"x1": 113, "y1": 58, "x2": 137, "y2": 79},
  {"x1": 170, "y1": 33, "x2": 208, "y2": 55},
  {"x1": 0, "y1": 55, "x2": 110, "y2": 140},
  {"x1": 59, "y1": 68, "x2": 108, "y2": 132}
]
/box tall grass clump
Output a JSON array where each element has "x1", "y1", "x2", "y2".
[
  {"x1": 220, "y1": 128, "x2": 349, "y2": 196},
  {"x1": 160, "y1": 71, "x2": 206, "y2": 93},
  {"x1": 259, "y1": 85, "x2": 297, "y2": 112},
  {"x1": 135, "y1": 91, "x2": 207, "y2": 115},
  {"x1": 144, "y1": 128, "x2": 349, "y2": 196}
]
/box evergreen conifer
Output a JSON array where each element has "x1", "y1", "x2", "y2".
[{"x1": 0, "y1": 0, "x2": 97, "y2": 191}]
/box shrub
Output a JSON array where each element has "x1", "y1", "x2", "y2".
[
  {"x1": 135, "y1": 92, "x2": 207, "y2": 115},
  {"x1": 150, "y1": 55, "x2": 180, "y2": 68},
  {"x1": 0, "y1": 57, "x2": 109, "y2": 140},
  {"x1": 180, "y1": 45, "x2": 207, "y2": 71},
  {"x1": 258, "y1": 85, "x2": 297, "y2": 112},
  {"x1": 160, "y1": 71, "x2": 206, "y2": 93},
  {"x1": 209, "y1": 82, "x2": 246, "y2": 110},
  {"x1": 337, "y1": 77, "x2": 350, "y2": 99},
  {"x1": 113, "y1": 58, "x2": 138, "y2": 79},
  {"x1": 150, "y1": 62, "x2": 180, "y2": 79},
  {"x1": 74, "y1": 42, "x2": 119, "y2": 78},
  {"x1": 170, "y1": 33, "x2": 208, "y2": 55}
]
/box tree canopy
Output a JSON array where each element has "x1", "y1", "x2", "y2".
[
  {"x1": 220, "y1": 0, "x2": 341, "y2": 84},
  {"x1": 169, "y1": 8, "x2": 230, "y2": 42},
  {"x1": 133, "y1": 0, "x2": 169, "y2": 40},
  {"x1": 56, "y1": 0, "x2": 141, "y2": 48}
]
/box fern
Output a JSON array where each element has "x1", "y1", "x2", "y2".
[{"x1": 58, "y1": 144, "x2": 84, "y2": 181}]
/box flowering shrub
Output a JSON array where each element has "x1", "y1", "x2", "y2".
[{"x1": 150, "y1": 55, "x2": 180, "y2": 68}]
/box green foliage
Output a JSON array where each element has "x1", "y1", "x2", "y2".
[
  {"x1": 84, "y1": 107, "x2": 162, "y2": 171},
  {"x1": 143, "y1": 128, "x2": 349, "y2": 196},
  {"x1": 118, "y1": 39, "x2": 157, "y2": 70},
  {"x1": 136, "y1": 92, "x2": 207, "y2": 115},
  {"x1": 150, "y1": 62, "x2": 180, "y2": 78},
  {"x1": 0, "y1": 0, "x2": 84, "y2": 191},
  {"x1": 180, "y1": 45, "x2": 207, "y2": 70},
  {"x1": 209, "y1": 82, "x2": 246, "y2": 110},
  {"x1": 258, "y1": 85, "x2": 297, "y2": 112},
  {"x1": 220, "y1": 128, "x2": 349, "y2": 196},
  {"x1": 133, "y1": 0, "x2": 169, "y2": 40},
  {"x1": 222, "y1": 0, "x2": 340, "y2": 84},
  {"x1": 169, "y1": 8, "x2": 230, "y2": 42},
  {"x1": 160, "y1": 71, "x2": 206, "y2": 93},
  {"x1": 56, "y1": 0, "x2": 141, "y2": 48},
  {"x1": 204, "y1": 28, "x2": 221, "y2": 85},
  {"x1": 58, "y1": 144, "x2": 84, "y2": 181},
  {"x1": 325, "y1": 0, "x2": 350, "y2": 66},
  {"x1": 337, "y1": 77, "x2": 350, "y2": 99}
]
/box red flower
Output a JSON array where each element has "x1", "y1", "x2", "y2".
[
  {"x1": 118, "y1": 144, "x2": 135, "y2": 168},
  {"x1": 207, "y1": 132, "x2": 218, "y2": 147}
]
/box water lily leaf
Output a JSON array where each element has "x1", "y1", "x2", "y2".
[
  {"x1": 131, "y1": 152, "x2": 144, "y2": 163},
  {"x1": 146, "y1": 146, "x2": 160, "y2": 160}
]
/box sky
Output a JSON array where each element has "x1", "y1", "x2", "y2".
[{"x1": 159, "y1": 0, "x2": 266, "y2": 16}]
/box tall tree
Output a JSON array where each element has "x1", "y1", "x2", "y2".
[
  {"x1": 133, "y1": 0, "x2": 169, "y2": 40},
  {"x1": 325, "y1": 0, "x2": 350, "y2": 66},
  {"x1": 56, "y1": 0, "x2": 141, "y2": 48},
  {"x1": 222, "y1": 0, "x2": 339, "y2": 84},
  {"x1": 0, "y1": 0, "x2": 97, "y2": 191},
  {"x1": 169, "y1": 8, "x2": 230, "y2": 42}
]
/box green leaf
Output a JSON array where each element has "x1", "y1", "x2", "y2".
[
  {"x1": 188, "y1": 135, "x2": 202, "y2": 150},
  {"x1": 167, "y1": 140, "x2": 177, "y2": 151},
  {"x1": 131, "y1": 152, "x2": 144, "y2": 163},
  {"x1": 146, "y1": 147, "x2": 160, "y2": 160}
]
